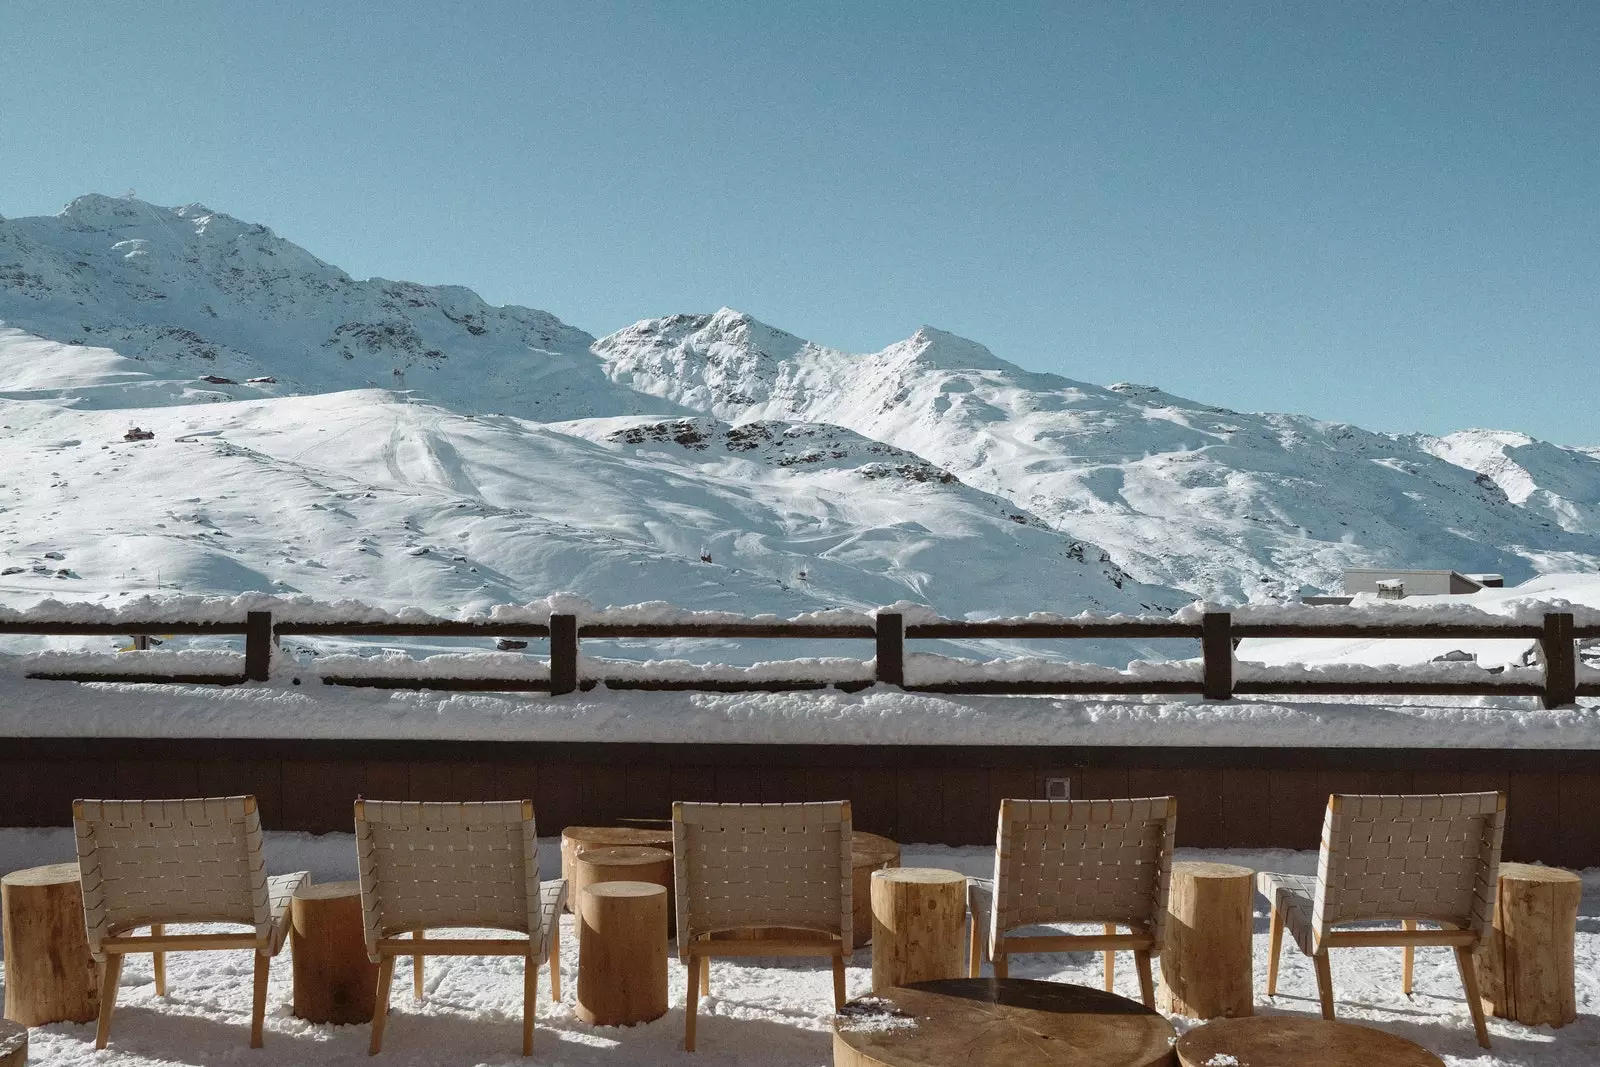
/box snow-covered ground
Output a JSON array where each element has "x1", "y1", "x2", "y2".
[{"x1": 0, "y1": 830, "x2": 1594, "y2": 1067}]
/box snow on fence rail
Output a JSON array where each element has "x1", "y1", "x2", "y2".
[{"x1": 1, "y1": 605, "x2": 1595, "y2": 708}]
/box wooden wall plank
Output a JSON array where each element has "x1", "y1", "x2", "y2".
[
  {"x1": 1221, "y1": 768, "x2": 1273, "y2": 850},
  {"x1": 1506, "y1": 772, "x2": 1562, "y2": 865}
]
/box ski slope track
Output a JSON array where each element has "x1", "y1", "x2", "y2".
[{"x1": 2, "y1": 194, "x2": 1597, "y2": 654}]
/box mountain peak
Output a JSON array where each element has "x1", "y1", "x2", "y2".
[
  {"x1": 61, "y1": 192, "x2": 152, "y2": 227},
  {"x1": 885, "y1": 325, "x2": 1013, "y2": 373}
]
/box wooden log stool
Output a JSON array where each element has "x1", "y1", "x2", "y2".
[
  {"x1": 1158, "y1": 861, "x2": 1254, "y2": 1020},
  {"x1": 1175, "y1": 1015, "x2": 1442, "y2": 1067},
  {"x1": 851, "y1": 832, "x2": 900, "y2": 947},
  {"x1": 574, "y1": 846, "x2": 674, "y2": 934},
  {"x1": 560, "y1": 827, "x2": 674, "y2": 912},
  {"x1": 2, "y1": 862, "x2": 100, "y2": 1026},
  {"x1": 836, "y1": 977, "x2": 1176, "y2": 1067},
  {"x1": 290, "y1": 881, "x2": 378, "y2": 1025},
  {"x1": 1473, "y1": 862, "x2": 1581, "y2": 1027},
  {"x1": 0, "y1": 1020, "x2": 26, "y2": 1067},
  {"x1": 870, "y1": 867, "x2": 967, "y2": 993},
  {"x1": 576, "y1": 881, "x2": 668, "y2": 1026}
]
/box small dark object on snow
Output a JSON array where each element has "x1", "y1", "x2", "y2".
[
  {"x1": 200, "y1": 374, "x2": 237, "y2": 385},
  {"x1": 496, "y1": 638, "x2": 529, "y2": 651},
  {"x1": 700, "y1": 551, "x2": 713, "y2": 563},
  {"x1": 123, "y1": 426, "x2": 155, "y2": 441}
]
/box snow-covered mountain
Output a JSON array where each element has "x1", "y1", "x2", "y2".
[
  {"x1": 596, "y1": 310, "x2": 1600, "y2": 598},
  {"x1": 0, "y1": 197, "x2": 1184, "y2": 665},
  {"x1": 2, "y1": 193, "x2": 1597, "y2": 635}
]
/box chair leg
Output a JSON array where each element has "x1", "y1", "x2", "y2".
[
  {"x1": 95, "y1": 952, "x2": 124, "y2": 1050},
  {"x1": 151, "y1": 924, "x2": 167, "y2": 997},
  {"x1": 968, "y1": 915, "x2": 981, "y2": 978},
  {"x1": 1133, "y1": 949, "x2": 1155, "y2": 1010},
  {"x1": 832, "y1": 953, "x2": 846, "y2": 1009},
  {"x1": 522, "y1": 954, "x2": 536, "y2": 1057},
  {"x1": 1265, "y1": 903, "x2": 1284, "y2": 996},
  {"x1": 699, "y1": 954, "x2": 709, "y2": 997},
  {"x1": 684, "y1": 953, "x2": 700, "y2": 1052},
  {"x1": 250, "y1": 950, "x2": 270, "y2": 1049},
  {"x1": 549, "y1": 924, "x2": 562, "y2": 1002},
  {"x1": 1313, "y1": 951, "x2": 1336, "y2": 1020},
  {"x1": 1103, "y1": 924, "x2": 1116, "y2": 992},
  {"x1": 993, "y1": 952, "x2": 1008, "y2": 979},
  {"x1": 370, "y1": 954, "x2": 395, "y2": 1056},
  {"x1": 1455, "y1": 946, "x2": 1491, "y2": 1049},
  {"x1": 1402, "y1": 919, "x2": 1416, "y2": 995},
  {"x1": 412, "y1": 929, "x2": 425, "y2": 1001}
]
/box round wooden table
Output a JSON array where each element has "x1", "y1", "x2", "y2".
[
  {"x1": 0, "y1": 1019, "x2": 26, "y2": 1067},
  {"x1": 835, "y1": 978, "x2": 1176, "y2": 1067},
  {"x1": 851, "y1": 832, "x2": 901, "y2": 945},
  {"x1": 290, "y1": 881, "x2": 378, "y2": 1025},
  {"x1": 1175, "y1": 1015, "x2": 1442, "y2": 1067},
  {"x1": 2, "y1": 862, "x2": 100, "y2": 1026}
]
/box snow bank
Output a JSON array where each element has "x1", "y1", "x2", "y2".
[
  {"x1": 903, "y1": 652, "x2": 1201, "y2": 685},
  {"x1": 20, "y1": 648, "x2": 245, "y2": 677},
  {"x1": 0, "y1": 657, "x2": 1595, "y2": 748}
]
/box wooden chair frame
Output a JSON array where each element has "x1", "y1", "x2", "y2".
[
  {"x1": 355, "y1": 799, "x2": 565, "y2": 1057},
  {"x1": 1261, "y1": 792, "x2": 1506, "y2": 1049},
  {"x1": 673, "y1": 800, "x2": 853, "y2": 1052},
  {"x1": 72, "y1": 795, "x2": 308, "y2": 1050}
]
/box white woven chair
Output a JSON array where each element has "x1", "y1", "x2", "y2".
[
  {"x1": 673, "y1": 800, "x2": 852, "y2": 1052},
  {"x1": 72, "y1": 796, "x2": 309, "y2": 1050},
  {"x1": 966, "y1": 797, "x2": 1176, "y2": 1007},
  {"x1": 1258, "y1": 791, "x2": 1506, "y2": 1048},
  {"x1": 354, "y1": 799, "x2": 565, "y2": 1057}
]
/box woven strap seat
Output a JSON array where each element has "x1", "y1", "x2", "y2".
[
  {"x1": 72, "y1": 795, "x2": 309, "y2": 1050},
  {"x1": 354, "y1": 799, "x2": 563, "y2": 1057},
  {"x1": 674, "y1": 800, "x2": 852, "y2": 1051},
  {"x1": 1255, "y1": 871, "x2": 1317, "y2": 955},
  {"x1": 1260, "y1": 791, "x2": 1506, "y2": 1050},
  {"x1": 970, "y1": 797, "x2": 1176, "y2": 1008}
]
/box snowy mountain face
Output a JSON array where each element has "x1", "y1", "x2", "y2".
[
  {"x1": 1, "y1": 193, "x2": 1596, "y2": 649},
  {"x1": 595, "y1": 311, "x2": 1600, "y2": 599},
  {"x1": 0, "y1": 197, "x2": 1182, "y2": 665}
]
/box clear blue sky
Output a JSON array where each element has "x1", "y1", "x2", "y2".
[{"x1": 3, "y1": 1, "x2": 1596, "y2": 444}]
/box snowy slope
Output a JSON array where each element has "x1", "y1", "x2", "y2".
[
  {"x1": 595, "y1": 310, "x2": 1600, "y2": 600},
  {"x1": 0, "y1": 194, "x2": 676, "y2": 420},
  {"x1": 1421, "y1": 428, "x2": 1600, "y2": 536}
]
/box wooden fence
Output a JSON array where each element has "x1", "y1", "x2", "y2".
[{"x1": 2, "y1": 608, "x2": 1594, "y2": 707}]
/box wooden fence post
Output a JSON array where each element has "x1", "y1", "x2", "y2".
[
  {"x1": 876, "y1": 613, "x2": 905, "y2": 688},
  {"x1": 244, "y1": 611, "x2": 273, "y2": 682},
  {"x1": 550, "y1": 614, "x2": 579, "y2": 696},
  {"x1": 1541, "y1": 612, "x2": 1576, "y2": 709},
  {"x1": 1201, "y1": 612, "x2": 1233, "y2": 700}
]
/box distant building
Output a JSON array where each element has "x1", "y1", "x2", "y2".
[{"x1": 1341, "y1": 568, "x2": 1486, "y2": 597}]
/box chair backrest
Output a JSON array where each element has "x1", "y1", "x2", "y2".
[
  {"x1": 673, "y1": 801, "x2": 852, "y2": 956},
  {"x1": 990, "y1": 797, "x2": 1177, "y2": 949},
  {"x1": 73, "y1": 796, "x2": 271, "y2": 960},
  {"x1": 1311, "y1": 791, "x2": 1505, "y2": 952},
  {"x1": 355, "y1": 800, "x2": 542, "y2": 959}
]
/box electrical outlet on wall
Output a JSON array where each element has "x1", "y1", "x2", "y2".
[{"x1": 1044, "y1": 777, "x2": 1071, "y2": 800}]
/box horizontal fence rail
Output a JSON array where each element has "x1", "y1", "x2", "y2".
[{"x1": 5, "y1": 607, "x2": 1596, "y2": 708}]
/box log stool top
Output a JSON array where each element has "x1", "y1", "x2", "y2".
[
  {"x1": 834, "y1": 978, "x2": 1176, "y2": 1067},
  {"x1": 1176, "y1": 1016, "x2": 1443, "y2": 1067},
  {"x1": 853, "y1": 832, "x2": 899, "y2": 867},
  {"x1": 294, "y1": 879, "x2": 362, "y2": 902},
  {"x1": 2, "y1": 862, "x2": 79, "y2": 888},
  {"x1": 579, "y1": 845, "x2": 672, "y2": 870},
  {"x1": 0, "y1": 1019, "x2": 25, "y2": 1067}
]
